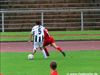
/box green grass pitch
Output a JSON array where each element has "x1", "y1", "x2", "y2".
[
  {"x1": 1, "y1": 50, "x2": 100, "y2": 75},
  {"x1": 1, "y1": 31, "x2": 100, "y2": 41}
]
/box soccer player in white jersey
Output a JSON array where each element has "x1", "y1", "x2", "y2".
[{"x1": 28, "y1": 21, "x2": 47, "y2": 58}]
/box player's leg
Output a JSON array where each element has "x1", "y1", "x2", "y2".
[
  {"x1": 32, "y1": 42, "x2": 37, "y2": 55},
  {"x1": 32, "y1": 49, "x2": 36, "y2": 55},
  {"x1": 51, "y1": 43, "x2": 66, "y2": 57},
  {"x1": 43, "y1": 39, "x2": 50, "y2": 56},
  {"x1": 40, "y1": 42, "x2": 48, "y2": 58},
  {"x1": 40, "y1": 47, "x2": 48, "y2": 58},
  {"x1": 43, "y1": 46, "x2": 50, "y2": 56}
]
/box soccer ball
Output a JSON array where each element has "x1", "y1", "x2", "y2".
[{"x1": 28, "y1": 54, "x2": 34, "y2": 60}]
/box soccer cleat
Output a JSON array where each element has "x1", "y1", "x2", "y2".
[
  {"x1": 45, "y1": 50, "x2": 50, "y2": 56},
  {"x1": 44, "y1": 48, "x2": 50, "y2": 56},
  {"x1": 61, "y1": 51, "x2": 66, "y2": 57},
  {"x1": 46, "y1": 52, "x2": 50, "y2": 56}
]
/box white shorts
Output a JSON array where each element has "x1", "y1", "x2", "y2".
[{"x1": 33, "y1": 42, "x2": 43, "y2": 50}]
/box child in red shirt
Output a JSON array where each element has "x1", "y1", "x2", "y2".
[{"x1": 50, "y1": 61, "x2": 58, "y2": 75}]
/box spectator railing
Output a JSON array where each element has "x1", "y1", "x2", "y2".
[{"x1": 0, "y1": 9, "x2": 100, "y2": 32}]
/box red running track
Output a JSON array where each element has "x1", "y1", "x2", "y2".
[{"x1": 0, "y1": 41, "x2": 100, "y2": 52}]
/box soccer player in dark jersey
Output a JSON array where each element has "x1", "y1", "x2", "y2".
[{"x1": 43, "y1": 28, "x2": 66, "y2": 57}]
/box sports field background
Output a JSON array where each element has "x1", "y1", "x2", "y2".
[
  {"x1": 0, "y1": 30, "x2": 100, "y2": 41},
  {"x1": 0, "y1": 30, "x2": 100, "y2": 75}
]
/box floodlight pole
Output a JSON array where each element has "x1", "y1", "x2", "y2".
[
  {"x1": 81, "y1": 11, "x2": 84, "y2": 31},
  {"x1": 2, "y1": 12, "x2": 5, "y2": 32},
  {"x1": 41, "y1": 12, "x2": 44, "y2": 26}
]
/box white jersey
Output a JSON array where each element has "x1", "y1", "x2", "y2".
[
  {"x1": 31, "y1": 25, "x2": 45, "y2": 49},
  {"x1": 31, "y1": 25, "x2": 45, "y2": 42}
]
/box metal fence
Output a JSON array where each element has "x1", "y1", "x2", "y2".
[{"x1": 0, "y1": 9, "x2": 100, "y2": 32}]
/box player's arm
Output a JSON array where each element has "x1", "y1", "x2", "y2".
[
  {"x1": 28, "y1": 29, "x2": 34, "y2": 42},
  {"x1": 44, "y1": 28, "x2": 50, "y2": 37}
]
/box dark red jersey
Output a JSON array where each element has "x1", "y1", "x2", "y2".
[
  {"x1": 44, "y1": 28, "x2": 55, "y2": 46},
  {"x1": 44, "y1": 28, "x2": 50, "y2": 39}
]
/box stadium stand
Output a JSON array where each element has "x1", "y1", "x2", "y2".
[{"x1": 0, "y1": 0, "x2": 100, "y2": 31}]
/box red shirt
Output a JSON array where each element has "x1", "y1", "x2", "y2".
[
  {"x1": 43, "y1": 29, "x2": 55, "y2": 46},
  {"x1": 44, "y1": 28, "x2": 50, "y2": 39},
  {"x1": 51, "y1": 70, "x2": 58, "y2": 75}
]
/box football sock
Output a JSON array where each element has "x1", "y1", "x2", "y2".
[
  {"x1": 44, "y1": 47, "x2": 50, "y2": 56},
  {"x1": 56, "y1": 46, "x2": 66, "y2": 57},
  {"x1": 56, "y1": 46, "x2": 62, "y2": 52},
  {"x1": 42, "y1": 49, "x2": 48, "y2": 58},
  {"x1": 61, "y1": 51, "x2": 66, "y2": 57}
]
